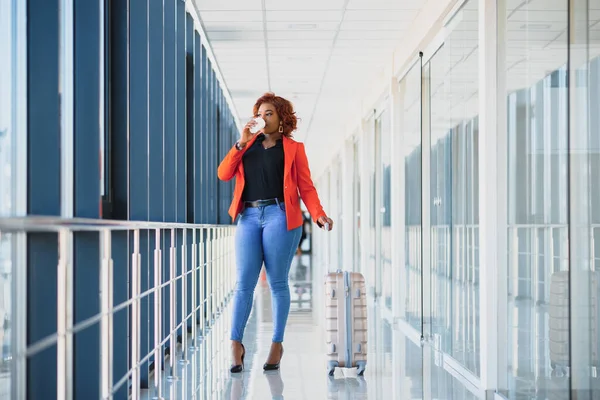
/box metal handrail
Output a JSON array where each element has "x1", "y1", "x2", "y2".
[
  {"x1": 0, "y1": 215, "x2": 234, "y2": 232},
  {"x1": 1, "y1": 216, "x2": 237, "y2": 400}
]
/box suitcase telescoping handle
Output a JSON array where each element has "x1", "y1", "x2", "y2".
[{"x1": 321, "y1": 222, "x2": 341, "y2": 274}]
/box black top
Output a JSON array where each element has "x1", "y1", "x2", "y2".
[{"x1": 241, "y1": 134, "x2": 285, "y2": 202}]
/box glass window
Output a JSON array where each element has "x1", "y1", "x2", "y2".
[
  {"x1": 0, "y1": 1, "x2": 13, "y2": 217},
  {"x1": 504, "y1": 0, "x2": 570, "y2": 397},
  {"x1": 0, "y1": 1, "x2": 14, "y2": 396},
  {"x1": 428, "y1": 0, "x2": 480, "y2": 377}
]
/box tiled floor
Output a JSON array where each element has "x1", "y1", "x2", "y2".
[{"x1": 141, "y1": 268, "x2": 489, "y2": 400}]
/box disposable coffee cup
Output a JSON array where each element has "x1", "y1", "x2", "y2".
[{"x1": 249, "y1": 117, "x2": 266, "y2": 134}]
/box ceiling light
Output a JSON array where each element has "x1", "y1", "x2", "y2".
[
  {"x1": 287, "y1": 23, "x2": 318, "y2": 30},
  {"x1": 519, "y1": 23, "x2": 551, "y2": 30},
  {"x1": 287, "y1": 56, "x2": 313, "y2": 62}
]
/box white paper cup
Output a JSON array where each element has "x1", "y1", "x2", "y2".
[{"x1": 249, "y1": 117, "x2": 266, "y2": 134}]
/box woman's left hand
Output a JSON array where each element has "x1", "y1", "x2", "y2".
[{"x1": 317, "y1": 216, "x2": 334, "y2": 231}]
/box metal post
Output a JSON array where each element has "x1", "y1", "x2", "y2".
[
  {"x1": 199, "y1": 229, "x2": 205, "y2": 339},
  {"x1": 131, "y1": 229, "x2": 141, "y2": 400},
  {"x1": 180, "y1": 228, "x2": 189, "y2": 364},
  {"x1": 100, "y1": 230, "x2": 113, "y2": 399},
  {"x1": 230, "y1": 227, "x2": 234, "y2": 298},
  {"x1": 167, "y1": 228, "x2": 178, "y2": 381},
  {"x1": 153, "y1": 229, "x2": 164, "y2": 399},
  {"x1": 208, "y1": 228, "x2": 214, "y2": 325},
  {"x1": 190, "y1": 229, "x2": 199, "y2": 351},
  {"x1": 217, "y1": 229, "x2": 221, "y2": 313},
  {"x1": 57, "y1": 229, "x2": 73, "y2": 400}
]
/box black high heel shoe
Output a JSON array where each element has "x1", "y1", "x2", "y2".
[
  {"x1": 263, "y1": 345, "x2": 284, "y2": 371},
  {"x1": 230, "y1": 343, "x2": 245, "y2": 373}
]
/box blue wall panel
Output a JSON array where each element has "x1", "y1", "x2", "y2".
[
  {"x1": 174, "y1": 1, "x2": 186, "y2": 338},
  {"x1": 194, "y1": 33, "x2": 202, "y2": 224},
  {"x1": 110, "y1": 0, "x2": 129, "y2": 221},
  {"x1": 185, "y1": 13, "x2": 194, "y2": 224},
  {"x1": 26, "y1": 0, "x2": 60, "y2": 397},
  {"x1": 163, "y1": 0, "x2": 176, "y2": 355},
  {"x1": 208, "y1": 70, "x2": 218, "y2": 224},
  {"x1": 108, "y1": 0, "x2": 130, "y2": 396},
  {"x1": 200, "y1": 49, "x2": 208, "y2": 223},
  {"x1": 175, "y1": 0, "x2": 186, "y2": 224},
  {"x1": 73, "y1": 0, "x2": 102, "y2": 396},
  {"x1": 149, "y1": 0, "x2": 164, "y2": 223},
  {"x1": 148, "y1": 0, "x2": 165, "y2": 375},
  {"x1": 129, "y1": 0, "x2": 151, "y2": 387}
]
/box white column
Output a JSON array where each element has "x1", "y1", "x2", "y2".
[
  {"x1": 12, "y1": 0, "x2": 28, "y2": 397},
  {"x1": 478, "y1": 0, "x2": 507, "y2": 394}
]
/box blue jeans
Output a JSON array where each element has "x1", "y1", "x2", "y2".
[{"x1": 230, "y1": 202, "x2": 302, "y2": 343}]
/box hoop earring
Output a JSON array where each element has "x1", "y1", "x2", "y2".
[{"x1": 278, "y1": 123, "x2": 284, "y2": 134}]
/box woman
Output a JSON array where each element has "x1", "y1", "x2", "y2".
[{"x1": 218, "y1": 92, "x2": 333, "y2": 373}]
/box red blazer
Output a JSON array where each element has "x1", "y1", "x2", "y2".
[{"x1": 217, "y1": 135, "x2": 327, "y2": 231}]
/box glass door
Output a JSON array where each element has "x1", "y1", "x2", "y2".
[
  {"x1": 425, "y1": 0, "x2": 481, "y2": 390},
  {"x1": 568, "y1": 0, "x2": 600, "y2": 397},
  {"x1": 400, "y1": 59, "x2": 423, "y2": 332}
]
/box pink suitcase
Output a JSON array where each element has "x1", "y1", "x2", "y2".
[{"x1": 324, "y1": 270, "x2": 368, "y2": 376}]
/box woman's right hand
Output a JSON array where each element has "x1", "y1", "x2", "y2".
[{"x1": 239, "y1": 119, "x2": 258, "y2": 147}]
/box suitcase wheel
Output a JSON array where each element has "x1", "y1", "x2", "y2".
[
  {"x1": 357, "y1": 361, "x2": 366, "y2": 376},
  {"x1": 327, "y1": 361, "x2": 339, "y2": 376}
]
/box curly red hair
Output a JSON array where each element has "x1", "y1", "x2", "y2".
[{"x1": 253, "y1": 92, "x2": 298, "y2": 137}]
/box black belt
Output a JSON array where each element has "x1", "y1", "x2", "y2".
[{"x1": 243, "y1": 197, "x2": 284, "y2": 208}]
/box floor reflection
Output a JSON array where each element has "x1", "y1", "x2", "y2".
[{"x1": 143, "y1": 252, "x2": 494, "y2": 400}]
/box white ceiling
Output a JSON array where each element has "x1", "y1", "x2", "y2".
[
  {"x1": 193, "y1": 0, "x2": 426, "y2": 146},
  {"x1": 193, "y1": 0, "x2": 600, "y2": 161}
]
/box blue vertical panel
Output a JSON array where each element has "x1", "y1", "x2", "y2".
[
  {"x1": 208, "y1": 69, "x2": 218, "y2": 224},
  {"x1": 26, "y1": 0, "x2": 60, "y2": 398},
  {"x1": 109, "y1": 0, "x2": 129, "y2": 396},
  {"x1": 129, "y1": 0, "x2": 149, "y2": 222},
  {"x1": 164, "y1": 0, "x2": 176, "y2": 223},
  {"x1": 175, "y1": 0, "x2": 186, "y2": 223},
  {"x1": 216, "y1": 92, "x2": 223, "y2": 223},
  {"x1": 201, "y1": 49, "x2": 208, "y2": 223},
  {"x1": 148, "y1": 0, "x2": 164, "y2": 375},
  {"x1": 175, "y1": 1, "x2": 186, "y2": 336},
  {"x1": 184, "y1": 12, "x2": 194, "y2": 332},
  {"x1": 73, "y1": 0, "x2": 101, "y2": 396},
  {"x1": 149, "y1": 0, "x2": 164, "y2": 224},
  {"x1": 192, "y1": 34, "x2": 204, "y2": 325},
  {"x1": 194, "y1": 32, "x2": 202, "y2": 224},
  {"x1": 129, "y1": 0, "x2": 150, "y2": 388},
  {"x1": 185, "y1": 13, "x2": 194, "y2": 223},
  {"x1": 163, "y1": 0, "x2": 176, "y2": 355},
  {"x1": 203, "y1": 65, "x2": 211, "y2": 223}
]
